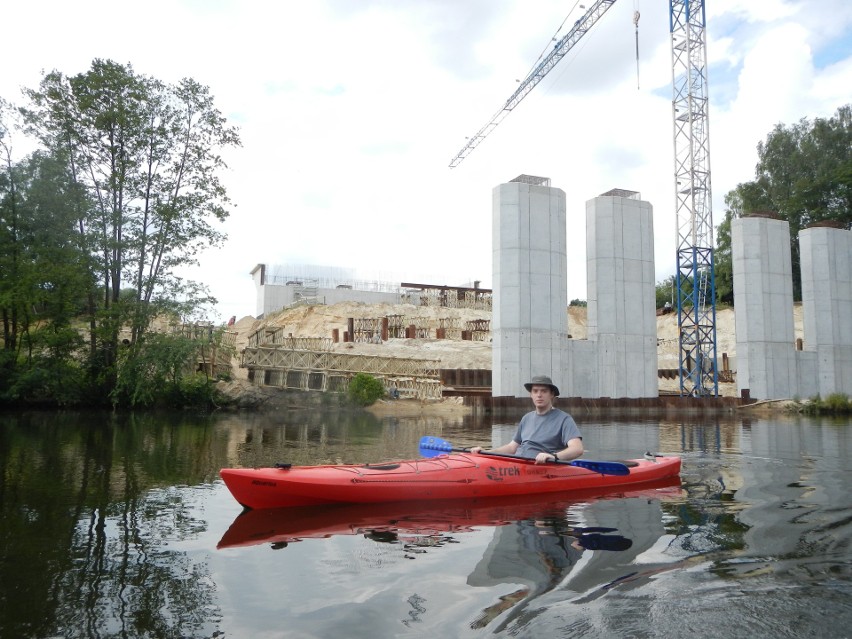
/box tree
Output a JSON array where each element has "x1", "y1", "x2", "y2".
[
  {"x1": 713, "y1": 201, "x2": 734, "y2": 306},
  {"x1": 20, "y1": 60, "x2": 241, "y2": 403},
  {"x1": 716, "y1": 104, "x2": 852, "y2": 301},
  {"x1": 1, "y1": 98, "x2": 94, "y2": 403},
  {"x1": 348, "y1": 373, "x2": 386, "y2": 406},
  {"x1": 655, "y1": 276, "x2": 676, "y2": 309}
]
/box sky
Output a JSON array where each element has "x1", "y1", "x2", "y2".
[{"x1": 2, "y1": 0, "x2": 851, "y2": 323}]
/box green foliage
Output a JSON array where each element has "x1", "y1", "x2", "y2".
[
  {"x1": 568, "y1": 299, "x2": 587, "y2": 307},
  {"x1": 0, "y1": 60, "x2": 241, "y2": 408},
  {"x1": 347, "y1": 373, "x2": 385, "y2": 406},
  {"x1": 111, "y1": 332, "x2": 220, "y2": 409},
  {"x1": 1, "y1": 355, "x2": 87, "y2": 406},
  {"x1": 655, "y1": 276, "x2": 676, "y2": 309},
  {"x1": 714, "y1": 206, "x2": 734, "y2": 305},
  {"x1": 717, "y1": 104, "x2": 852, "y2": 303},
  {"x1": 166, "y1": 373, "x2": 222, "y2": 411},
  {"x1": 800, "y1": 393, "x2": 852, "y2": 415}
]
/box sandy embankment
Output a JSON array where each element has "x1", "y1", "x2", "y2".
[{"x1": 222, "y1": 302, "x2": 806, "y2": 411}]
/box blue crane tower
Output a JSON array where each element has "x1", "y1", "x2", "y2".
[{"x1": 449, "y1": 0, "x2": 718, "y2": 398}]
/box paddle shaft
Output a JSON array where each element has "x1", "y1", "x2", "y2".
[
  {"x1": 460, "y1": 447, "x2": 576, "y2": 466},
  {"x1": 417, "y1": 436, "x2": 631, "y2": 475},
  {"x1": 435, "y1": 446, "x2": 629, "y2": 475}
]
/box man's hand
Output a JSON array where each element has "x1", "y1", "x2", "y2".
[{"x1": 534, "y1": 452, "x2": 557, "y2": 465}]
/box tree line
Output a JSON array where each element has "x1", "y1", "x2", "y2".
[
  {"x1": 1, "y1": 58, "x2": 848, "y2": 407},
  {"x1": 0, "y1": 59, "x2": 240, "y2": 408},
  {"x1": 655, "y1": 104, "x2": 850, "y2": 309},
  {"x1": 714, "y1": 104, "x2": 851, "y2": 304}
]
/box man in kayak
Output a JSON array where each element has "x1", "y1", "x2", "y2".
[{"x1": 470, "y1": 375, "x2": 584, "y2": 465}]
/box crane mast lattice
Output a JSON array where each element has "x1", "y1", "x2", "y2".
[
  {"x1": 670, "y1": 0, "x2": 717, "y2": 397},
  {"x1": 449, "y1": 0, "x2": 718, "y2": 398}
]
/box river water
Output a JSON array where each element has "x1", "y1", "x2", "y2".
[{"x1": 1, "y1": 408, "x2": 850, "y2": 638}]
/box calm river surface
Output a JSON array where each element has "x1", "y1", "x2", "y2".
[{"x1": 1, "y1": 408, "x2": 851, "y2": 638}]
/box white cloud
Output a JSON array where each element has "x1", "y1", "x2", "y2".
[{"x1": 1, "y1": 0, "x2": 850, "y2": 322}]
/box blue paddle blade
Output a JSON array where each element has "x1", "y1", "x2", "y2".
[
  {"x1": 570, "y1": 460, "x2": 631, "y2": 476},
  {"x1": 577, "y1": 533, "x2": 633, "y2": 552},
  {"x1": 419, "y1": 436, "x2": 456, "y2": 457}
]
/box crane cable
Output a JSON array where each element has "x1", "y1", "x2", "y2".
[
  {"x1": 633, "y1": 1, "x2": 641, "y2": 89},
  {"x1": 516, "y1": 1, "x2": 588, "y2": 84}
]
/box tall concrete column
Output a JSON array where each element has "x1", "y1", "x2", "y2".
[
  {"x1": 732, "y1": 214, "x2": 798, "y2": 399},
  {"x1": 800, "y1": 225, "x2": 852, "y2": 396},
  {"x1": 492, "y1": 176, "x2": 568, "y2": 397},
  {"x1": 583, "y1": 191, "x2": 657, "y2": 398}
]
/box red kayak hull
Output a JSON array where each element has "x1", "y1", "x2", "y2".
[
  {"x1": 217, "y1": 476, "x2": 684, "y2": 549},
  {"x1": 219, "y1": 454, "x2": 681, "y2": 510}
]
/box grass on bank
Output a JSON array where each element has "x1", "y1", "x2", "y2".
[{"x1": 794, "y1": 393, "x2": 852, "y2": 416}]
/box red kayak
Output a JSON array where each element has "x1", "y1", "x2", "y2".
[
  {"x1": 219, "y1": 452, "x2": 681, "y2": 510},
  {"x1": 217, "y1": 477, "x2": 684, "y2": 549}
]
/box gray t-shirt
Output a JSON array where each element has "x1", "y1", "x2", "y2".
[{"x1": 513, "y1": 408, "x2": 582, "y2": 458}]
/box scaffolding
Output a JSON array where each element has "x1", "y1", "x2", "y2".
[
  {"x1": 172, "y1": 323, "x2": 236, "y2": 377},
  {"x1": 242, "y1": 347, "x2": 443, "y2": 399}
]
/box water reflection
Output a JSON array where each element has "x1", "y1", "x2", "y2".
[
  {"x1": 0, "y1": 411, "x2": 223, "y2": 638},
  {"x1": 2, "y1": 410, "x2": 852, "y2": 637},
  {"x1": 217, "y1": 480, "x2": 681, "y2": 633}
]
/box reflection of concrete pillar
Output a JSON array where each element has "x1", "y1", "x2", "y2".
[
  {"x1": 732, "y1": 215, "x2": 798, "y2": 399},
  {"x1": 801, "y1": 225, "x2": 852, "y2": 396},
  {"x1": 492, "y1": 178, "x2": 567, "y2": 397}
]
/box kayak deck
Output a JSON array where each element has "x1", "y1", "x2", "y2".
[{"x1": 220, "y1": 453, "x2": 682, "y2": 510}]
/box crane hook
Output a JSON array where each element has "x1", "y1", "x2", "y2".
[{"x1": 633, "y1": 10, "x2": 641, "y2": 90}]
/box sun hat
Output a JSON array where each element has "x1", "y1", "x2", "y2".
[{"x1": 524, "y1": 375, "x2": 559, "y2": 396}]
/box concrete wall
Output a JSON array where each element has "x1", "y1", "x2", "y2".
[
  {"x1": 583, "y1": 194, "x2": 657, "y2": 398},
  {"x1": 564, "y1": 339, "x2": 598, "y2": 397},
  {"x1": 491, "y1": 184, "x2": 658, "y2": 399},
  {"x1": 492, "y1": 181, "x2": 568, "y2": 397},
  {"x1": 252, "y1": 277, "x2": 402, "y2": 318},
  {"x1": 733, "y1": 217, "x2": 852, "y2": 399},
  {"x1": 732, "y1": 216, "x2": 799, "y2": 399},
  {"x1": 800, "y1": 225, "x2": 852, "y2": 396}
]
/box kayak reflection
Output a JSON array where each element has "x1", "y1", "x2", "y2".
[
  {"x1": 218, "y1": 477, "x2": 683, "y2": 632},
  {"x1": 216, "y1": 477, "x2": 681, "y2": 550}
]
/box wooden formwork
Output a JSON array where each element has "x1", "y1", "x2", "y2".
[
  {"x1": 400, "y1": 288, "x2": 492, "y2": 310},
  {"x1": 344, "y1": 314, "x2": 490, "y2": 343},
  {"x1": 247, "y1": 326, "x2": 333, "y2": 351},
  {"x1": 242, "y1": 347, "x2": 443, "y2": 399},
  {"x1": 466, "y1": 319, "x2": 491, "y2": 341},
  {"x1": 173, "y1": 324, "x2": 235, "y2": 377},
  {"x1": 386, "y1": 314, "x2": 407, "y2": 338},
  {"x1": 351, "y1": 317, "x2": 383, "y2": 343}
]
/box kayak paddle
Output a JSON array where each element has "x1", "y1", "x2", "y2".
[{"x1": 418, "y1": 436, "x2": 630, "y2": 476}]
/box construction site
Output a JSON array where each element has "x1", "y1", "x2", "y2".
[
  {"x1": 225, "y1": 1, "x2": 851, "y2": 411},
  {"x1": 225, "y1": 263, "x2": 750, "y2": 412}
]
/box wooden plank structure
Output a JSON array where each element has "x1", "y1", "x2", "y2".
[
  {"x1": 247, "y1": 325, "x2": 333, "y2": 351},
  {"x1": 400, "y1": 282, "x2": 492, "y2": 310},
  {"x1": 172, "y1": 323, "x2": 236, "y2": 377},
  {"x1": 345, "y1": 315, "x2": 491, "y2": 343},
  {"x1": 465, "y1": 318, "x2": 491, "y2": 341},
  {"x1": 440, "y1": 368, "x2": 492, "y2": 396},
  {"x1": 242, "y1": 346, "x2": 443, "y2": 399}
]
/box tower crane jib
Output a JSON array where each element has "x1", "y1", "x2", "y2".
[
  {"x1": 449, "y1": 0, "x2": 618, "y2": 168},
  {"x1": 449, "y1": 0, "x2": 718, "y2": 398}
]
